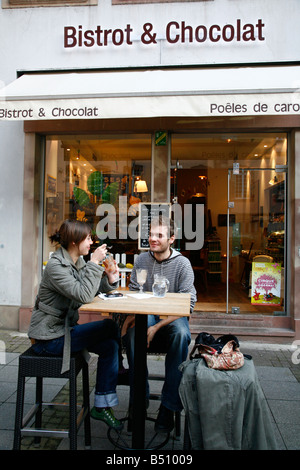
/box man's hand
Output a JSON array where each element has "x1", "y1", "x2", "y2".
[
  {"x1": 121, "y1": 315, "x2": 135, "y2": 337},
  {"x1": 147, "y1": 324, "x2": 159, "y2": 347},
  {"x1": 147, "y1": 316, "x2": 178, "y2": 347}
]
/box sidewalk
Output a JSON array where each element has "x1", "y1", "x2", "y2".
[{"x1": 0, "y1": 329, "x2": 299, "y2": 451}]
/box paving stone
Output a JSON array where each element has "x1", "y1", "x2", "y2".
[{"x1": 1, "y1": 330, "x2": 299, "y2": 451}]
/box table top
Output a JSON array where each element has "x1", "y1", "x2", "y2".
[{"x1": 80, "y1": 291, "x2": 191, "y2": 318}]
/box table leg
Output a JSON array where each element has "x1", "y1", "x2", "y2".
[{"x1": 132, "y1": 314, "x2": 148, "y2": 449}]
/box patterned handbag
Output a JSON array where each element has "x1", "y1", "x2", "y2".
[
  {"x1": 190, "y1": 332, "x2": 245, "y2": 371},
  {"x1": 198, "y1": 340, "x2": 244, "y2": 370}
]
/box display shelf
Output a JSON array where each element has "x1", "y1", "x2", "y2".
[
  {"x1": 266, "y1": 230, "x2": 284, "y2": 266},
  {"x1": 206, "y1": 239, "x2": 222, "y2": 279}
]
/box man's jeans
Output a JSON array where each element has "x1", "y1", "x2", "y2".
[
  {"x1": 32, "y1": 319, "x2": 120, "y2": 408},
  {"x1": 123, "y1": 315, "x2": 191, "y2": 412}
]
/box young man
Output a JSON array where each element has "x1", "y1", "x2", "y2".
[{"x1": 122, "y1": 216, "x2": 197, "y2": 433}]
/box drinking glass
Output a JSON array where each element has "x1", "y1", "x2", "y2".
[
  {"x1": 136, "y1": 269, "x2": 147, "y2": 294},
  {"x1": 152, "y1": 274, "x2": 170, "y2": 298},
  {"x1": 103, "y1": 253, "x2": 115, "y2": 273}
]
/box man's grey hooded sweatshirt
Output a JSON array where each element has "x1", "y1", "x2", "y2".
[{"x1": 129, "y1": 249, "x2": 197, "y2": 312}]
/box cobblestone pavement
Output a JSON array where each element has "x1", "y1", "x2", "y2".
[
  {"x1": 3, "y1": 331, "x2": 299, "y2": 381},
  {"x1": 1, "y1": 330, "x2": 299, "y2": 451}
]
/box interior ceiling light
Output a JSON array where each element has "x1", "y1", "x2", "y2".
[{"x1": 134, "y1": 179, "x2": 148, "y2": 192}]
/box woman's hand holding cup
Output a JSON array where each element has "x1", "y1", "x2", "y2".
[
  {"x1": 90, "y1": 244, "x2": 107, "y2": 265},
  {"x1": 103, "y1": 254, "x2": 119, "y2": 283},
  {"x1": 91, "y1": 245, "x2": 119, "y2": 283}
]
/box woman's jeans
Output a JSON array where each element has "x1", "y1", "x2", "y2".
[
  {"x1": 123, "y1": 315, "x2": 191, "y2": 412},
  {"x1": 31, "y1": 319, "x2": 120, "y2": 408}
]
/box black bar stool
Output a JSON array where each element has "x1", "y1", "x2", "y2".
[{"x1": 13, "y1": 346, "x2": 91, "y2": 450}]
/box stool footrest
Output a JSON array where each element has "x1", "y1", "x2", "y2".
[
  {"x1": 148, "y1": 374, "x2": 164, "y2": 381},
  {"x1": 20, "y1": 428, "x2": 70, "y2": 439}
]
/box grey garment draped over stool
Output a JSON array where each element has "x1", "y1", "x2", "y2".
[{"x1": 179, "y1": 357, "x2": 278, "y2": 450}]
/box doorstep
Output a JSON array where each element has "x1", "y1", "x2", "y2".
[{"x1": 190, "y1": 311, "x2": 295, "y2": 344}]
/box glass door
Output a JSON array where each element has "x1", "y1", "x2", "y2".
[
  {"x1": 170, "y1": 131, "x2": 287, "y2": 315},
  {"x1": 227, "y1": 167, "x2": 286, "y2": 314}
]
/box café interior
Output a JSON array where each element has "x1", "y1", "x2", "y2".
[{"x1": 43, "y1": 131, "x2": 287, "y2": 316}]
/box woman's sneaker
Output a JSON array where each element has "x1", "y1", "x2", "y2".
[{"x1": 91, "y1": 406, "x2": 123, "y2": 431}]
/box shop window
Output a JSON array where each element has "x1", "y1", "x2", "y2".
[{"x1": 43, "y1": 134, "x2": 151, "y2": 264}]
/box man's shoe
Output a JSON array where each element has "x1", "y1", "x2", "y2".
[
  {"x1": 91, "y1": 406, "x2": 123, "y2": 431},
  {"x1": 154, "y1": 404, "x2": 174, "y2": 434}
]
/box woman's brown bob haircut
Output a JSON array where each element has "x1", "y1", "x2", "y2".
[{"x1": 50, "y1": 220, "x2": 92, "y2": 249}]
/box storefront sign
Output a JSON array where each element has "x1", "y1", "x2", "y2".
[
  {"x1": 251, "y1": 262, "x2": 281, "y2": 305},
  {"x1": 1, "y1": 66, "x2": 300, "y2": 121},
  {"x1": 2, "y1": 1, "x2": 300, "y2": 71},
  {"x1": 1, "y1": 93, "x2": 300, "y2": 121},
  {"x1": 63, "y1": 19, "x2": 265, "y2": 48}
]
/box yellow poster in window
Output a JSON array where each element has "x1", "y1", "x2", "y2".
[{"x1": 251, "y1": 262, "x2": 281, "y2": 305}]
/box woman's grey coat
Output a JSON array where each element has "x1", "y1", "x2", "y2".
[{"x1": 28, "y1": 247, "x2": 116, "y2": 372}]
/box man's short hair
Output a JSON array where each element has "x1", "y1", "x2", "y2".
[{"x1": 150, "y1": 215, "x2": 176, "y2": 239}]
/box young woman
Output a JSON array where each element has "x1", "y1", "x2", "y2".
[{"x1": 28, "y1": 219, "x2": 123, "y2": 430}]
